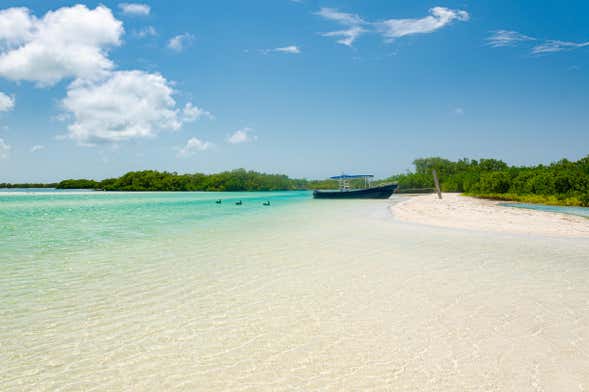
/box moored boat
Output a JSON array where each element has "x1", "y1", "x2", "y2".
[{"x1": 313, "y1": 174, "x2": 397, "y2": 199}]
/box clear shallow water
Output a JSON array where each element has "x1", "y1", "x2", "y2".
[
  {"x1": 0, "y1": 190, "x2": 309, "y2": 259},
  {"x1": 500, "y1": 202, "x2": 589, "y2": 218},
  {"x1": 1, "y1": 191, "x2": 589, "y2": 391}
]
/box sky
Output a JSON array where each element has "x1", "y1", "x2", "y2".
[{"x1": 0, "y1": 0, "x2": 588, "y2": 182}]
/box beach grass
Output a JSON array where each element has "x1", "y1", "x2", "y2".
[{"x1": 464, "y1": 192, "x2": 588, "y2": 207}]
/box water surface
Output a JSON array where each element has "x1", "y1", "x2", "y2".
[
  {"x1": 500, "y1": 202, "x2": 589, "y2": 218},
  {"x1": 2, "y1": 191, "x2": 588, "y2": 391}
]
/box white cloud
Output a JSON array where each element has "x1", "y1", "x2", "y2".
[
  {"x1": 321, "y1": 26, "x2": 366, "y2": 47},
  {"x1": 118, "y1": 3, "x2": 150, "y2": 16},
  {"x1": 0, "y1": 91, "x2": 14, "y2": 112},
  {"x1": 182, "y1": 102, "x2": 212, "y2": 122},
  {"x1": 261, "y1": 45, "x2": 301, "y2": 55},
  {"x1": 487, "y1": 30, "x2": 535, "y2": 47},
  {"x1": 316, "y1": 7, "x2": 365, "y2": 26},
  {"x1": 454, "y1": 107, "x2": 464, "y2": 115},
  {"x1": 227, "y1": 127, "x2": 257, "y2": 144},
  {"x1": 274, "y1": 45, "x2": 301, "y2": 54},
  {"x1": 315, "y1": 7, "x2": 367, "y2": 47},
  {"x1": 62, "y1": 70, "x2": 185, "y2": 145},
  {"x1": 30, "y1": 144, "x2": 45, "y2": 152},
  {"x1": 177, "y1": 137, "x2": 213, "y2": 157},
  {"x1": 316, "y1": 6, "x2": 468, "y2": 46},
  {"x1": 0, "y1": 5, "x2": 123, "y2": 86},
  {"x1": 375, "y1": 7, "x2": 469, "y2": 40},
  {"x1": 486, "y1": 30, "x2": 589, "y2": 55},
  {"x1": 133, "y1": 26, "x2": 157, "y2": 38},
  {"x1": 532, "y1": 40, "x2": 589, "y2": 54},
  {"x1": 0, "y1": 138, "x2": 10, "y2": 159},
  {"x1": 0, "y1": 5, "x2": 211, "y2": 149},
  {"x1": 0, "y1": 7, "x2": 35, "y2": 49},
  {"x1": 167, "y1": 33, "x2": 194, "y2": 52}
]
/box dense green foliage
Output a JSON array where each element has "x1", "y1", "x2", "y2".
[
  {"x1": 56, "y1": 169, "x2": 327, "y2": 192},
  {"x1": 54, "y1": 171, "x2": 382, "y2": 192},
  {"x1": 386, "y1": 156, "x2": 589, "y2": 206},
  {"x1": 55, "y1": 179, "x2": 99, "y2": 189}
]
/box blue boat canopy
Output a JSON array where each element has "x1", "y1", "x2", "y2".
[{"x1": 329, "y1": 174, "x2": 374, "y2": 180}]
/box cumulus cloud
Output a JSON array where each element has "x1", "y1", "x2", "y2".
[
  {"x1": 375, "y1": 7, "x2": 469, "y2": 40},
  {"x1": 30, "y1": 144, "x2": 45, "y2": 152},
  {"x1": 62, "y1": 70, "x2": 185, "y2": 145},
  {"x1": 486, "y1": 30, "x2": 535, "y2": 47},
  {"x1": 177, "y1": 137, "x2": 213, "y2": 157},
  {"x1": 167, "y1": 33, "x2": 194, "y2": 52},
  {"x1": 0, "y1": 91, "x2": 14, "y2": 112},
  {"x1": 0, "y1": 4, "x2": 212, "y2": 148},
  {"x1": 227, "y1": 127, "x2": 257, "y2": 144},
  {"x1": 315, "y1": 8, "x2": 367, "y2": 47},
  {"x1": 182, "y1": 102, "x2": 212, "y2": 122},
  {"x1": 532, "y1": 40, "x2": 589, "y2": 54},
  {"x1": 0, "y1": 7, "x2": 35, "y2": 48},
  {"x1": 0, "y1": 5, "x2": 123, "y2": 86},
  {"x1": 118, "y1": 3, "x2": 150, "y2": 16},
  {"x1": 0, "y1": 138, "x2": 10, "y2": 159}
]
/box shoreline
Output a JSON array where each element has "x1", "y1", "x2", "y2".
[{"x1": 390, "y1": 193, "x2": 589, "y2": 238}]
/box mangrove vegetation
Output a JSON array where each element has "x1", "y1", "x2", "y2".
[
  {"x1": 2, "y1": 155, "x2": 588, "y2": 206},
  {"x1": 385, "y1": 155, "x2": 589, "y2": 207}
]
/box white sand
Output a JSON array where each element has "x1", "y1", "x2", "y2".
[{"x1": 391, "y1": 193, "x2": 589, "y2": 238}]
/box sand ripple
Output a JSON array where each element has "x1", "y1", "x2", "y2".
[{"x1": 1, "y1": 198, "x2": 589, "y2": 391}]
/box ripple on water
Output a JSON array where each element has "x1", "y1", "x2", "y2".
[{"x1": 1, "y1": 193, "x2": 589, "y2": 391}]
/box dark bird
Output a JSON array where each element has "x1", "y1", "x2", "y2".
[
  {"x1": 235, "y1": 200, "x2": 242, "y2": 205},
  {"x1": 263, "y1": 201, "x2": 270, "y2": 206},
  {"x1": 215, "y1": 199, "x2": 222, "y2": 204}
]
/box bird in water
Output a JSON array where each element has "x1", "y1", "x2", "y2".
[
  {"x1": 235, "y1": 200, "x2": 243, "y2": 205},
  {"x1": 263, "y1": 201, "x2": 270, "y2": 206},
  {"x1": 215, "y1": 199, "x2": 222, "y2": 204}
]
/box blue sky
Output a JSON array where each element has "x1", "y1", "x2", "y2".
[{"x1": 0, "y1": 0, "x2": 588, "y2": 182}]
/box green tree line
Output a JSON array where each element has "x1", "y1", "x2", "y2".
[
  {"x1": 55, "y1": 169, "x2": 338, "y2": 192},
  {"x1": 385, "y1": 156, "x2": 589, "y2": 206},
  {"x1": 4, "y1": 155, "x2": 589, "y2": 206}
]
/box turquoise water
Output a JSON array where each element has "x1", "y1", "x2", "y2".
[
  {"x1": 2, "y1": 190, "x2": 589, "y2": 391},
  {"x1": 0, "y1": 190, "x2": 311, "y2": 260},
  {"x1": 500, "y1": 202, "x2": 589, "y2": 218}
]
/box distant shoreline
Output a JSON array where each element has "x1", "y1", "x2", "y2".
[{"x1": 0, "y1": 187, "x2": 311, "y2": 193}]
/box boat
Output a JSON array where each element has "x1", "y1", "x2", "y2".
[{"x1": 312, "y1": 174, "x2": 397, "y2": 199}]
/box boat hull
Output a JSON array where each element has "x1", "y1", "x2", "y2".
[{"x1": 313, "y1": 184, "x2": 397, "y2": 199}]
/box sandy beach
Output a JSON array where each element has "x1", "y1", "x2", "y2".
[{"x1": 391, "y1": 193, "x2": 589, "y2": 238}]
